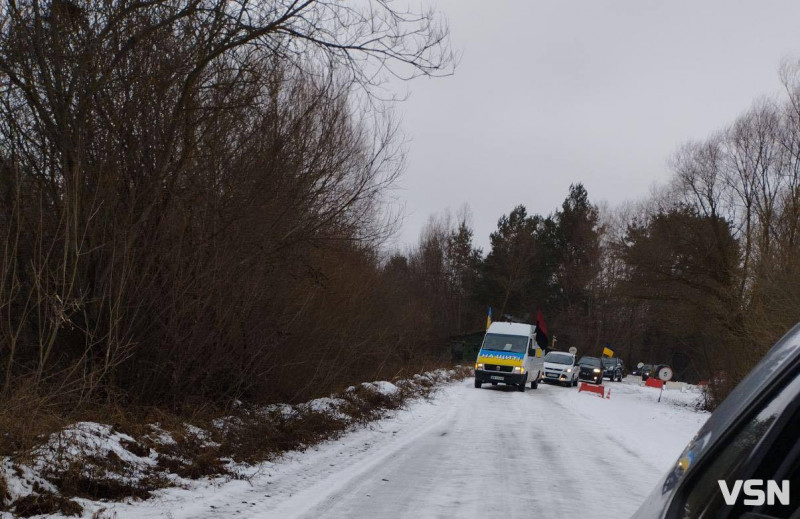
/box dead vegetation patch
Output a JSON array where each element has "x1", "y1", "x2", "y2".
[
  {"x1": 340, "y1": 385, "x2": 402, "y2": 424},
  {"x1": 52, "y1": 457, "x2": 165, "y2": 501},
  {"x1": 119, "y1": 438, "x2": 150, "y2": 458},
  {"x1": 12, "y1": 492, "x2": 83, "y2": 517},
  {"x1": 0, "y1": 472, "x2": 9, "y2": 509},
  {"x1": 153, "y1": 430, "x2": 227, "y2": 480}
]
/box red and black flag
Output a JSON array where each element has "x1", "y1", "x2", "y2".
[{"x1": 535, "y1": 308, "x2": 549, "y2": 349}]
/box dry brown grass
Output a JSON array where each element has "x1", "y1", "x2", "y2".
[
  {"x1": 213, "y1": 405, "x2": 348, "y2": 464},
  {"x1": 152, "y1": 429, "x2": 228, "y2": 480},
  {"x1": 12, "y1": 492, "x2": 83, "y2": 517},
  {"x1": 0, "y1": 385, "x2": 69, "y2": 458},
  {"x1": 0, "y1": 472, "x2": 9, "y2": 510},
  {"x1": 52, "y1": 456, "x2": 167, "y2": 501}
]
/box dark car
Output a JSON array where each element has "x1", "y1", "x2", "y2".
[
  {"x1": 601, "y1": 357, "x2": 624, "y2": 381},
  {"x1": 632, "y1": 322, "x2": 800, "y2": 518},
  {"x1": 577, "y1": 356, "x2": 603, "y2": 384},
  {"x1": 640, "y1": 364, "x2": 654, "y2": 381}
]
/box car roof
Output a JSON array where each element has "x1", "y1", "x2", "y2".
[{"x1": 486, "y1": 322, "x2": 532, "y2": 336}]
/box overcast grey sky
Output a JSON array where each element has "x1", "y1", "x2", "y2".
[{"x1": 388, "y1": 0, "x2": 800, "y2": 251}]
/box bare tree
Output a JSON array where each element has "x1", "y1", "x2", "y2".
[{"x1": 0, "y1": 0, "x2": 453, "y2": 408}]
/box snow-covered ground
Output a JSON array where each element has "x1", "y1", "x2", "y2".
[{"x1": 55, "y1": 376, "x2": 708, "y2": 519}]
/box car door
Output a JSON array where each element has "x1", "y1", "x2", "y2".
[{"x1": 525, "y1": 337, "x2": 536, "y2": 378}]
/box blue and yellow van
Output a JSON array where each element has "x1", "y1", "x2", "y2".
[{"x1": 473, "y1": 322, "x2": 544, "y2": 392}]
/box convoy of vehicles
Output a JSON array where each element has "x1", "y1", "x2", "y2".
[
  {"x1": 472, "y1": 321, "x2": 650, "y2": 390},
  {"x1": 542, "y1": 351, "x2": 579, "y2": 386},
  {"x1": 472, "y1": 318, "x2": 800, "y2": 517},
  {"x1": 473, "y1": 322, "x2": 544, "y2": 392},
  {"x1": 473, "y1": 322, "x2": 631, "y2": 389}
]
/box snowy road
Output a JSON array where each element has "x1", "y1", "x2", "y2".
[{"x1": 107, "y1": 378, "x2": 708, "y2": 519}]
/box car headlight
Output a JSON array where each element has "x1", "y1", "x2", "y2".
[
  {"x1": 475, "y1": 363, "x2": 484, "y2": 370},
  {"x1": 512, "y1": 366, "x2": 525, "y2": 374},
  {"x1": 593, "y1": 368, "x2": 601, "y2": 373},
  {"x1": 566, "y1": 368, "x2": 572, "y2": 373}
]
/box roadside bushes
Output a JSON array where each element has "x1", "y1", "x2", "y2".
[{"x1": 0, "y1": 0, "x2": 453, "y2": 427}]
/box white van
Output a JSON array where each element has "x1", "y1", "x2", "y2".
[{"x1": 473, "y1": 322, "x2": 545, "y2": 392}]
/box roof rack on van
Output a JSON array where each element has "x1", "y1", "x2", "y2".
[{"x1": 501, "y1": 313, "x2": 528, "y2": 323}]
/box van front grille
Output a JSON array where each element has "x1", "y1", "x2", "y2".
[{"x1": 485, "y1": 364, "x2": 513, "y2": 373}]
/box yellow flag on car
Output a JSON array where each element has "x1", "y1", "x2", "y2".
[
  {"x1": 486, "y1": 306, "x2": 492, "y2": 330},
  {"x1": 603, "y1": 346, "x2": 614, "y2": 357}
]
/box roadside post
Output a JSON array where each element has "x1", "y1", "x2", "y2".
[{"x1": 657, "y1": 366, "x2": 673, "y2": 403}]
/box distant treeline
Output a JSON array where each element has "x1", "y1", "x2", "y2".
[{"x1": 413, "y1": 62, "x2": 800, "y2": 405}]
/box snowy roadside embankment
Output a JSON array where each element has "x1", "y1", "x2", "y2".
[{"x1": 0, "y1": 368, "x2": 470, "y2": 518}]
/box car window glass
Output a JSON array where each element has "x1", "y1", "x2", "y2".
[
  {"x1": 738, "y1": 396, "x2": 800, "y2": 518},
  {"x1": 676, "y1": 368, "x2": 800, "y2": 518}
]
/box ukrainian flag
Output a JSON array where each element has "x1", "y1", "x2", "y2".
[
  {"x1": 602, "y1": 346, "x2": 614, "y2": 357},
  {"x1": 486, "y1": 306, "x2": 492, "y2": 330}
]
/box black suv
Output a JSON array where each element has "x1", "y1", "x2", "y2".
[
  {"x1": 577, "y1": 356, "x2": 603, "y2": 384},
  {"x1": 602, "y1": 357, "x2": 624, "y2": 381}
]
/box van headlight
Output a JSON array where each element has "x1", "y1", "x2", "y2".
[
  {"x1": 475, "y1": 363, "x2": 484, "y2": 370},
  {"x1": 566, "y1": 368, "x2": 572, "y2": 373},
  {"x1": 593, "y1": 368, "x2": 601, "y2": 373},
  {"x1": 512, "y1": 366, "x2": 525, "y2": 374}
]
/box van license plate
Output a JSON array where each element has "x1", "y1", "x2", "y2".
[{"x1": 490, "y1": 376, "x2": 504, "y2": 381}]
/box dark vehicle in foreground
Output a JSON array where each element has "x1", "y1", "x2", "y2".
[
  {"x1": 601, "y1": 357, "x2": 624, "y2": 381},
  {"x1": 632, "y1": 323, "x2": 800, "y2": 518},
  {"x1": 577, "y1": 356, "x2": 603, "y2": 384}
]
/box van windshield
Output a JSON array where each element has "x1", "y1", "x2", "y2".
[
  {"x1": 481, "y1": 333, "x2": 528, "y2": 354},
  {"x1": 544, "y1": 352, "x2": 573, "y2": 365}
]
